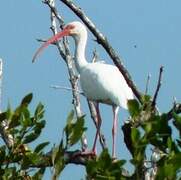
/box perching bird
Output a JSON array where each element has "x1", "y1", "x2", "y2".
[{"x1": 32, "y1": 21, "x2": 134, "y2": 158}]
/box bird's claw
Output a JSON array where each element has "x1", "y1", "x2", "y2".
[{"x1": 80, "y1": 149, "x2": 96, "y2": 157}]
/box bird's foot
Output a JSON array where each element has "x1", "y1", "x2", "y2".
[{"x1": 80, "y1": 149, "x2": 96, "y2": 157}]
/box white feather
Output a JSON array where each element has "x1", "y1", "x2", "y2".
[{"x1": 80, "y1": 63, "x2": 134, "y2": 109}]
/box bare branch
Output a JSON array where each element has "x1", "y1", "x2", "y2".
[
  {"x1": 91, "y1": 49, "x2": 99, "y2": 63},
  {"x1": 43, "y1": 0, "x2": 64, "y2": 27},
  {"x1": 2, "y1": 150, "x2": 86, "y2": 168},
  {"x1": 59, "y1": 0, "x2": 143, "y2": 103},
  {"x1": 145, "y1": 73, "x2": 151, "y2": 95},
  {"x1": 152, "y1": 66, "x2": 164, "y2": 108},
  {"x1": 121, "y1": 121, "x2": 134, "y2": 156},
  {"x1": 50, "y1": 85, "x2": 84, "y2": 96},
  {"x1": 0, "y1": 59, "x2": 14, "y2": 148},
  {"x1": 45, "y1": 0, "x2": 88, "y2": 150},
  {"x1": 165, "y1": 103, "x2": 181, "y2": 121},
  {"x1": 0, "y1": 59, "x2": 2, "y2": 110}
]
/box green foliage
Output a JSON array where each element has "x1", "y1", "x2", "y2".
[
  {"x1": 86, "y1": 149, "x2": 127, "y2": 180},
  {"x1": 51, "y1": 110, "x2": 87, "y2": 178},
  {"x1": 0, "y1": 94, "x2": 88, "y2": 179},
  {"x1": 173, "y1": 112, "x2": 181, "y2": 138},
  {"x1": 52, "y1": 143, "x2": 65, "y2": 180},
  {"x1": 0, "y1": 93, "x2": 181, "y2": 179},
  {"x1": 64, "y1": 110, "x2": 87, "y2": 148},
  {"x1": 127, "y1": 97, "x2": 181, "y2": 179},
  {"x1": 0, "y1": 93, "x2": 48, "y2": 179},
  {"x1": 128, "y1": 99, "x2": 141, "y2": 118}
]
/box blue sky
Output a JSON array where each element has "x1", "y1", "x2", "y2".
[{"x1": 1, "y1": 0, "x2": 181, "y2": 179}]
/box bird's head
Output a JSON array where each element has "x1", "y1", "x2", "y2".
[
  {"x1": 32, "y1": 21, "x2": 87, "y2": 62},
  {"x1": 66, "y1": 21, "x2": 87, "y2": 36}
]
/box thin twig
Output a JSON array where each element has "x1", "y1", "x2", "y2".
[
  {"x1": 152, "y1": 66, "x2": 164, "y2": 108},
  {"x1": 0, "y1": 59, "x2": 14, "y2": 148},
  {"x1": 50, "y1": 85, "x2": 84, "y2": 96},
  {"x1": 145, "y1": 73, "x2": 151, "y2": 95},
  {"x1": 0, "y1": 59, "x2": 2, "y2": 110},
  {"x1": 43, "y1": 0, "x2": 64, "y2": 27},
  {"x1": 91, "y1": 49, "x2": 99, "y2": 63},
  {"x1": 166, "y1": 103, "x2": 181, "y2": 121}
]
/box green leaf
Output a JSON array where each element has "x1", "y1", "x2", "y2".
[
  {"x1": 34, "y1": 142, "x2": 50, "y2": 154},
  {"x1": 21, "y1": 152, "x2": 41, "y2": 169},
  {"x1": 66, "y1": 110, "x2": 74, "y2": 125},
  {"x1": 68, "y1": 116, "x2": 87, "y2": 146},
  {"x1": 131, "y1": 128, "x2": 140, "y2": 144},
  {"x1": 156, "y1": 156, "x2": 179, "y2": 180},
  {"x1": 173, "y1": 112, "x2": 181, "y2": 137},
  {"x1": 9, "y1": 105, "x2": 31, "y2": 129},
  {"x1": 98, "y1": 149, "x2": 112, "y2": 169},
  {"x1": 52, "y1": 145, "x2": 65, "y2": 179},
  {"x1": 3, "y1": 167, "x2": 17, "y2": 178},
  {"x1": 86, "y1": 149, "x2": 126, "y2": 179},
  {"x1": 6, "y1": 104, "x2": 13, "y2": 121},
  {"x1": 23, "y1": 132, "x2": 40, "y2": 144},
  {"x1": 35, "y1": 120, "x2": 46, "y2": 131},
  {"x1": 176, "y1": 139, "x2": 181, "y2": 147},
  {"x1": 128, "y1": 99, "x2": 140, "y2": 118},
  {"x1": 141, "y1": 94, "x2": 152, "y2": 103},
  {"x1": 21, "y1": 93, "x2": 33, "y2": 106},
  {"x1": 0, "y1": 169, "x2": 5, "y2": 176},
  {"x1": 9, "y1": 112, "x2": 20, "y2": 129},
  {"x1": 32, "y1": 168, "x2": 45, "y2": 180},
  {"x1": 0, "y1": 146, "x2": 6, "y2": 164},
  {"x1": 168, "y1": 153, "x2": 181, "y2": 167},
  {"x1": 21, "y1": 115, "x2": 32, "y2": 128},
  {"x1": 0, "y1": 112, "x2": 7, "y2": 122},
  {"x1": 34, "y1": 103, "x2": 44, "y2": 120},
  {"x1": 64, "y1": 111, "x2": 86, "y2": 148}
]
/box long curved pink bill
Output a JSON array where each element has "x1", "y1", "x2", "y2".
[{"x1": 32, "y1": 30, "x2": 69, "y2": 62}]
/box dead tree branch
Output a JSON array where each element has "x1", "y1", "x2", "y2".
[
  {"x1": 121, "y1": 121, "x2": 134, "y2": 156},
  {"x1": 2, "y1": 150, "x2": 86, "y2": 168},
  {"x1": 145, "y1": 73, "x2": 151, "y2": 95},
  {"x1": 44, "y1": 0, "x2": 88, "y2": 150},
  {"x1": 152, "y1": 66, "x2": 164, "y2": 108},
  {"x1": 165, "y1": 103, "x2": 181, "y2": 121},
  {"x1": 0, "y1": 59, "x2": 14, "y2": 148},
  {"x1": 50, "y1": 85, "x2": 84, "y2": 96}
]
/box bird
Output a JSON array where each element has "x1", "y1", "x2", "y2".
[{"x1": 32, "y1": 21, "x2": 134, "y2": 158}]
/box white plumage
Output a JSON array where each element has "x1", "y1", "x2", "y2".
[
  {"x1": 80, "y1": 63, "x2": 133, "y2": 108},
  {"x1": 33, "y1": 21, "x2": 134, "y2": 158}
]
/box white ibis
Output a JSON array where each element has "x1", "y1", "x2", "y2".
[{"x1": 33, "y1": 21, "x2": 134, "y2": 158}]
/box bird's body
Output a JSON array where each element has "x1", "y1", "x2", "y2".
[
  {"x1": 33, "y1": 21, "x2": 134, "y2": 158},
  {"x1": 79, "y1": 62, "x2": 133, "y2": 108}
]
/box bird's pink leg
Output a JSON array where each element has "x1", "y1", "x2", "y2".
[
  {"x1": 79, "y1": 103, "x2": 101, "y2": 157},
  {"x1": 92, "y1": 102, "x2": 102, "y2": 154},
  {"x1": 112, "y1": 106, "x2": 119, "y2": 159}
]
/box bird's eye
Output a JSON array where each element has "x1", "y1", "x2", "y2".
[{"x1": 66, "y1": 25, "x2": 75, "y2": 30}]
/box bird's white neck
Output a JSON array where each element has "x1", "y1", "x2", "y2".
[{"x1": 73, "y1": 33, "x2": 88, "y2": 73}]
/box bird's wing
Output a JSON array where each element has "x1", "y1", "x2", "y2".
[{"x1": 80, "y1": 63, "x2": 134, "y2": 108}]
